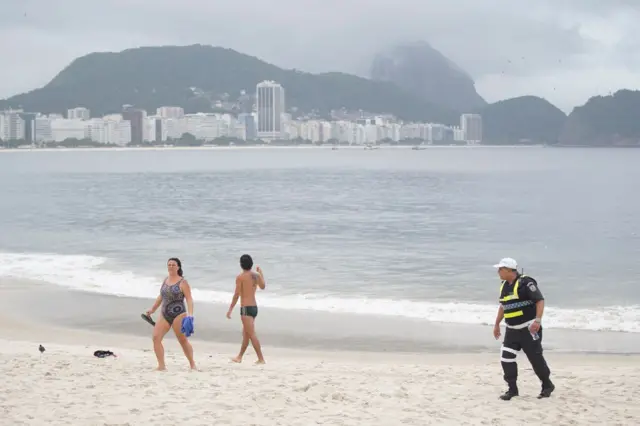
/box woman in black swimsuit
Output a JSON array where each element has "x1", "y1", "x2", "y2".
[{"x1": 146, "y1": 257, "x2": 196, "y2": 371}]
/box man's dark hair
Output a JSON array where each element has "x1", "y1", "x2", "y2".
[{"x1": 240, "y1": 254, "x2": 253, "y2": 271}]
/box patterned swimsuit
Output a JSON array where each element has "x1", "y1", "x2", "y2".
[{"x1": 161, "y1": 277, "x2": 186, "y2": 325}]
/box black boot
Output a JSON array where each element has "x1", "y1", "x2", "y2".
[
  {"x1": 538, "y1": 382, "x2": 555, "y2": 399},
  {"x1": 499, "y1": 388, "x2": 519, "y2": 401}
]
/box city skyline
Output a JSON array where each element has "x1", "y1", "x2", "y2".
[
  {"x1": 0, "y1": 109, "x2": 478, "y2": 146},
  {"x1": 1, "y1": 80, "x2": 482, "y2": 146}
]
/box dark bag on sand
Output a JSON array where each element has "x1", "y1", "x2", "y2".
[{"x1": 93, "y1": 350, "x2": 117, "y2": 358}]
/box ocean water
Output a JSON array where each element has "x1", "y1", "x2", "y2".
[{"x1": 0, "y1": 146, "x2": 638, "y2": 334}]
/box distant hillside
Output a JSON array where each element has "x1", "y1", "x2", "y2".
[
  {"x1": 478, "y1": 96, "x2": 567, "y2": 144},
  {"x1": 0, "y1": 44, "x2": 459, "y2": 124},
  {"x1": 370, "y1": 41, "x2": 486, "y2": 112},
  {"x1": 559, "y1": 90, "x2": 640, "y2": 146},
  {"x1": 7, "y1": 42, "x2": 629, "y2": 146}
]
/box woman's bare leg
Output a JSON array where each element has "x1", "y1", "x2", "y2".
[
  {"x1": 152, "y1": 316, "x2": 171, "y2": 370},
  {"x1": 172, "y1": 313, "x2": 196, "y2": 369}
]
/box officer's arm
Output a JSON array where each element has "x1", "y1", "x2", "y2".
[
  {"x1": 535, "y1": 300, "x2": 544, "y2": 322},
  {"x1": 494, "y1": 305, "x2": 504, "y2": 326},
  {"x1": 525, "y1": 279, "x2": 545, "y2": 321}
]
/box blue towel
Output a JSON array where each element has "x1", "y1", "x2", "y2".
[{"x1": 181, "y1": 316, "x2": 194, "y2": 337}]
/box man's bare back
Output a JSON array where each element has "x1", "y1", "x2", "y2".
[
  {"x1": 227, "y1": 254, "x2": 266, "y2": 364},
  {"x1": 237, "y1": 269, "x2": 264, "y2": 307}
]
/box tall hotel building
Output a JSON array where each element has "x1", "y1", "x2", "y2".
[
  {"x1": 256, "y1": 80, "x2": 285, "y2": 141},
  {"x1": 460, "y1": 113, "x2": 483, "y2": 144}
]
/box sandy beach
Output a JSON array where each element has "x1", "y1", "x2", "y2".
[
  {"x1": 1, "y1": 145, "x2": 639, "y2": 425},
  {"x1": 2, "y1": 315, "x2": 639, "y2": 426}
]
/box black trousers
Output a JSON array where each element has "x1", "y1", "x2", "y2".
[{"x1": 500, "y1": 325, "x2": 552, "y2": 390}]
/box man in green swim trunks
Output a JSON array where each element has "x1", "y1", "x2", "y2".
[{"x1": 227, "y1": 254, "x2": 266, "y2": 364}]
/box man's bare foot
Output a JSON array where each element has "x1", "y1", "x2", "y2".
[
  {"x1": 189, "y1": 366, "x2": 200, "y2": 372},
  {"x1": 155, "y1": 366, "x2": 167, "y2": 371},
  {"x1": 230, "y1": 356, "x2": 242, "y2": 363},
  {"x1": 255, "y1": 359, "x2": 266, "y2": 365}
]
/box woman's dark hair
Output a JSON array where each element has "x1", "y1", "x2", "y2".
[
  {"x1": 168, "y1": 257, "x2": 183, "y2": 277},
  {"x1": 240, "y1": 254, "x2": 253, "y2": 271}
]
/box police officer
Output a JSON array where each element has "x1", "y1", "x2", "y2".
[{"x1": 492, "y1": 257, "x2": 555, "y2": 400}]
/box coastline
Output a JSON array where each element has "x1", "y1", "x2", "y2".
[
  {"x1": 2, "y1": 293, "x2": 640, "y2": 425},
  {"x1": 0, "y1": 144, "x2": 546, "y2": 153},
  {"x1": 2, "y1": 278, "x2": 639, "y2": 355}
]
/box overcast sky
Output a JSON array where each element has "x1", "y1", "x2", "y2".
[{"x1": 1, "y1": 0, "x2": 638, "y2": 113}]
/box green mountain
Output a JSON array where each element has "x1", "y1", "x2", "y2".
[
  {"x1": 559, "y1": 90, "x2": 640, "y2": 146},
  {"x1": 371, "y1": 41, "x2": 487, "y2": 112},
  {"x1": 478, "y1": 96, "x2": 567, "y2": 144},
  {"x1": 5, "y1": 43, "x2": 631, "y2": 146},
  {"x1": 0, "y1": 44, "x2": 459, "y2": 125}
]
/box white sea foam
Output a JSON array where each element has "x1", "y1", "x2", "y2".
[{"x1": 0, "y1": 252, "x2": 638, "y2": 333}]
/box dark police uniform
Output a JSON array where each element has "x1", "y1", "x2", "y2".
[{"x1": 498, "y1": 273, "x2": 554, "y2": 400}]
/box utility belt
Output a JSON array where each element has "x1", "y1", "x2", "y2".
[{"x1": 505, "y1": 319, "x2": 535, "y2": 330}]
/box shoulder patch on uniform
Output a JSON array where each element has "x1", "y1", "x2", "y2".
[{"x1": 528, "y1": 282, "x2": 537, "y2": 292}]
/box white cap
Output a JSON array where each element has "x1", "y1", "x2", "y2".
[{"x1": 493, "y1": 257, "x2": 518, "y2": 269}]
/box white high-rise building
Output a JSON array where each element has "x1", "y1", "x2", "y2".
[
  {"x1": 0, "y1": 114, "x2": 7, "y2": 141},
  {"x1": 0, "y1": 110, "x2": 26, "y2": 141},
  {"x1": 50, "y1": 118, "x2": 86, "y2": 141},
  {"x1": 156, "y1": 107, "x2": 185, "y2": 119},
  {"x1": 144, "y1": 116, "x2": 158, "y2": 142},
  {"x1": 101, "y1": 114, "x2": 132, "y2": 146},
  {"x1": 67, "y1": 107, "x2": 90, "y2": 120},
  {"x1": 256, "y1": 80, "x2": 285, "y2": 141},
  {"x1": 452, "y1": 126, "x2": 465, "y2": 141},
  {"x1": 461, "y1": 114, "x2": 482, "y2": 144},
  {"x1": 34, "y1": 115, "x2": 53, "y2": 142}
]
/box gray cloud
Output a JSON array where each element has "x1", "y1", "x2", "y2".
[{"x1": 1, "y1": 0, "x2": 639, "y2": 113}]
